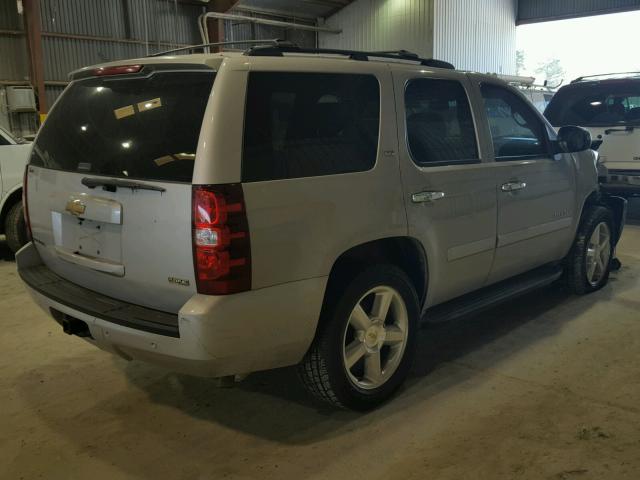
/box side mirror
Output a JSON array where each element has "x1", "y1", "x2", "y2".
[{"x1": 555, "y1": 125, "x2": 592, "y2": 153}]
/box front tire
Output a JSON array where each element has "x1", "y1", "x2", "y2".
[
  {"x1": 565, "y1": 205, "x2": 614, "y2": 294},
  {"x1": 4, "y1": 201, "x2": 27, "y2": 254},
  {"x1": 298, "y1": 264, "x2": 419, "y2": 410}
]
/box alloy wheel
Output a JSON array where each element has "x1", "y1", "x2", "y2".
[
  {"x1": 585, "y1": 221, "x2": 611, "y2": 287},
  {"x1": 342, "y1": 286, "x2": 409, "y2": 390}
]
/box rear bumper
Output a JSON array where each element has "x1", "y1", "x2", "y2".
[
  {"x1": 600, "y1": 168, "x2": 640, "y2": 197},
  {"x1": 17, "y1": 243, "x2": 327, "y2": 377}
]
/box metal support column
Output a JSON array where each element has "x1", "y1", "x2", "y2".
[{"x1": 23, "y1": 0, "x2": 47, "y2": 114}]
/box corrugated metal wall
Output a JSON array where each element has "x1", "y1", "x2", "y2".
[
  {"x1": 0, "y1": 2, "x2": 29, "y2": 84},
  {"x1": 434, "y1": 0, "x2": 516, "y2": 74},
  {"x1": 224, "y1": 10, "x2": 316, "y2": 47},
  {"x1": 0, "y1": 0, "x2": 206, "y2": 134},
  {"x1": 319, "y1": 0, "x2": 436, "y2": 58},
  {"x1": 518, "y1": 0, "x2": 640, "y2": 24},
  {"x1": 319, "y1": 0, "x2": 516, "y2": 74},
  {"x1": 40, "y1": 0, "x2": 205, "y2": 105},
  {"x1": 1, "y1": 0, "x2": 318, "y2": 113}
]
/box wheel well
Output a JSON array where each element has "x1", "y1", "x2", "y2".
[
  {"x1": 0, "y1": 188, "x2": 22, "y2": 234},
  {"x1": 324, "y1": 237, "x2": 428, "y2": 311}
]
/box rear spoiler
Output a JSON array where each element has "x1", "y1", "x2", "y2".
[{"x1": 70, "y1": 62, "x2": 212, "y2": 81}]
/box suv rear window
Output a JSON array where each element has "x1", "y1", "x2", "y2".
[
  {"x1": 242, "y1": 72, "x2": 380, "y2": 182},
  {"x1": 30, "y1": 70, "x2": 215, "y2": 182},
  {"x1": 545, "y1": 80, "x2": 640, "y2": 127}
]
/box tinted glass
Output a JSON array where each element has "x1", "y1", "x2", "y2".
[
  {"x1": 242, "y1": 72, "x2": 380, "y2": 182},
  {"x1": 0, "y1": 134, "x2": 10, "y2": 146},
  {"x1": 481, "y1": 84, "x2": 548, "y2": 160},
  {"x1": 30, "y1": 71, "x2": 215, "y2": 182},
  {"x1": 405, "y1": 79, "x2": 478, "y2": 165},
  {"x1": 545, "y1": 80, "x2": 640, "y2": 127}
]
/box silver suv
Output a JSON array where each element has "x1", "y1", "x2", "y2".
[{"x1": 17, "y1": 44, "x2": 626, "y2": 410}]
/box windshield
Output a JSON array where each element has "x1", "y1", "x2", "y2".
[
  {"x1": 30, "y1": 69, "x2": 215, "y2": 182},
  {"x1": 545, "y1": 80, "x2": 640, "y2": 127}
]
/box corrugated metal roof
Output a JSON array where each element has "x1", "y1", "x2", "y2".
[
  {"x1": 518, "y1": 0, "x2": 640, "y2": 24},
  {"x1": 236, "y1": 0, "x2": 355, "y2": 19}
]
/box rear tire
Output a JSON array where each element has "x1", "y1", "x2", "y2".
[
  {"x1": 565, "y1": 205, "x2": 614, "y2": 294},
  {"x1": 4, "y1": 201, "x2": 27, "y2": 254},
  {"x1": 298, "y1": 264, "x2": 419, "y2": 410}
]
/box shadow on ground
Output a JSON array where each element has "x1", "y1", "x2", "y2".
[
  {"x1": 117, "y1": 271, "x2": 630, "y2": 445},
  {"x1": 0, "y1": 236, "x2": 15, "y2": 262}
]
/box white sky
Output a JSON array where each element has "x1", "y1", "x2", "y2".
[{"x1": 516, "y1": 10, "x2": 640, "y2": 86}]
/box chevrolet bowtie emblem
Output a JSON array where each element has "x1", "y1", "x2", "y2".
[{"x1": 65, "y1": 199, "x2": 86, "y2": 216}]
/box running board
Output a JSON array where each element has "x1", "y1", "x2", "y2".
[{"x1": 423, "y1": 265, "x2": 564, "y2": 324}]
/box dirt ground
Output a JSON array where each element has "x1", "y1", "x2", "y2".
[{"x1": 1, "y1": 213, "x2": 640, "y2": 479}]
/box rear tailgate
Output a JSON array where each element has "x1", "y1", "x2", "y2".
[
  {"x1": 27, "y1": 63, "x2": 216, "y2": 313},
  {"x1": 545, "y1": 79, "x2": 640, "y2": 172},
  {"x1": 587, "y1": 125, "x2": 640, "y2": 171}
]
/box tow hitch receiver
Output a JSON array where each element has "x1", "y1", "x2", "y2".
[{"x1": 50, "y1": 309, "x2": 93, "y2": 338}]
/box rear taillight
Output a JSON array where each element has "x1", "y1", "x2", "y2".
[
  {"x1": 192, "y1": 184, "x2": 251, "y2": 295},
  {"x1": 22, "y1": 166, "x2": 32, "y2": 241}
]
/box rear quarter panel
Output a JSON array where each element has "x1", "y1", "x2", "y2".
[{"x1": 196, "y1": 57, "x2": 408, "y2": 289}]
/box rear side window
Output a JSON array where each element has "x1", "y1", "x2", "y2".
[
  {"x1": 405, "y1": 79, "x2": 478, "y2": 166},
  {"x1": 481, "y1": 84, "x2": 548, "y2": 160},
  {"x1": 30, "y1": 70, "x2": 215, "y2": 182},
  {"x1": 242, "y1": 72, "x2": 380, "y2": 182},
  {"x1": 545, "y1": 80, "x2": 640, "y2": 127}
]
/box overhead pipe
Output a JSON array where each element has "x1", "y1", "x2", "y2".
[{"x1": 198, "y1": 11, "x2": 341, "y2": 45}]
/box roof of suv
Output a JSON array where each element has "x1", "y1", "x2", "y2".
[
  {"x1": 70, "y1": 43, "x2": 463, "y2": 80},
  {"x1": 570, "y1": 72, "x2": 640, "y2": 84}
]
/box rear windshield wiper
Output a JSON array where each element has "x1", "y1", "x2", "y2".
[{"x1": 82, "y1": 177, "x2": 166, "y2": 193}]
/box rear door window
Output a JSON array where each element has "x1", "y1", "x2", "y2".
[
  {"x1": 545, "y1": 80, "x2": 640, "y2": 127},
  {"x1": 242, "y1": 72, "x2": 380, "y2": 182},
  {"x1": 405, "y1": 78, "x2": 478, "y2": 166},
  {"x1": 30, "y1": 69, "x2": 215, "y2": 182}
]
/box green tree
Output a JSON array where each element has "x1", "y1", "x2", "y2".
[
  {"x1": 535, "y1": 58, "x2": 565, "y2": 85},
  {"x1": 516, "y1": 50, "x2": 525, "y2": 75}
]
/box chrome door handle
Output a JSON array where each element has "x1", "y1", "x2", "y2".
[
  {"x1": 501, "y1": 181, "x2": 527, "y2": 192},
  {"x1": 412, "y1": 191, "x2": 445, "y2": 203}
]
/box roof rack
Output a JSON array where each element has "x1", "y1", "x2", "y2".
[
  {"x1": 147, "y1": 39, "x2": 283, "y2": 57},
  {"x1": 244, "y1": 44, "x2": 455, "y2": 69},
  {"x1": 571, "y1": 71, "x2": 640, "y2": 83}
]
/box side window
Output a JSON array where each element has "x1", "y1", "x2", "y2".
[
  {"x1": 0, "y1": 133, "x2": 10, "y2": 146},
  {"x1": 480, "y1": 84, "x2": 549, "y2": 160},
  {"x1": 405, "y1": 79, "x2": 478, "y2": 166},
  {"x1": 242, "y1": 72, "x2": 380, "y2": 182}
]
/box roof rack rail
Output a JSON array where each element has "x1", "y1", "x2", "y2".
[
  {"x1": 147, "y1": 39, "x2": 284, "y2": 57},
  {"x1": 244, "y1": 44, "x2": 455, "y2": 69},
  {"x1": 571, "y1": 71, "x2": 640, "y2": 83}
]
